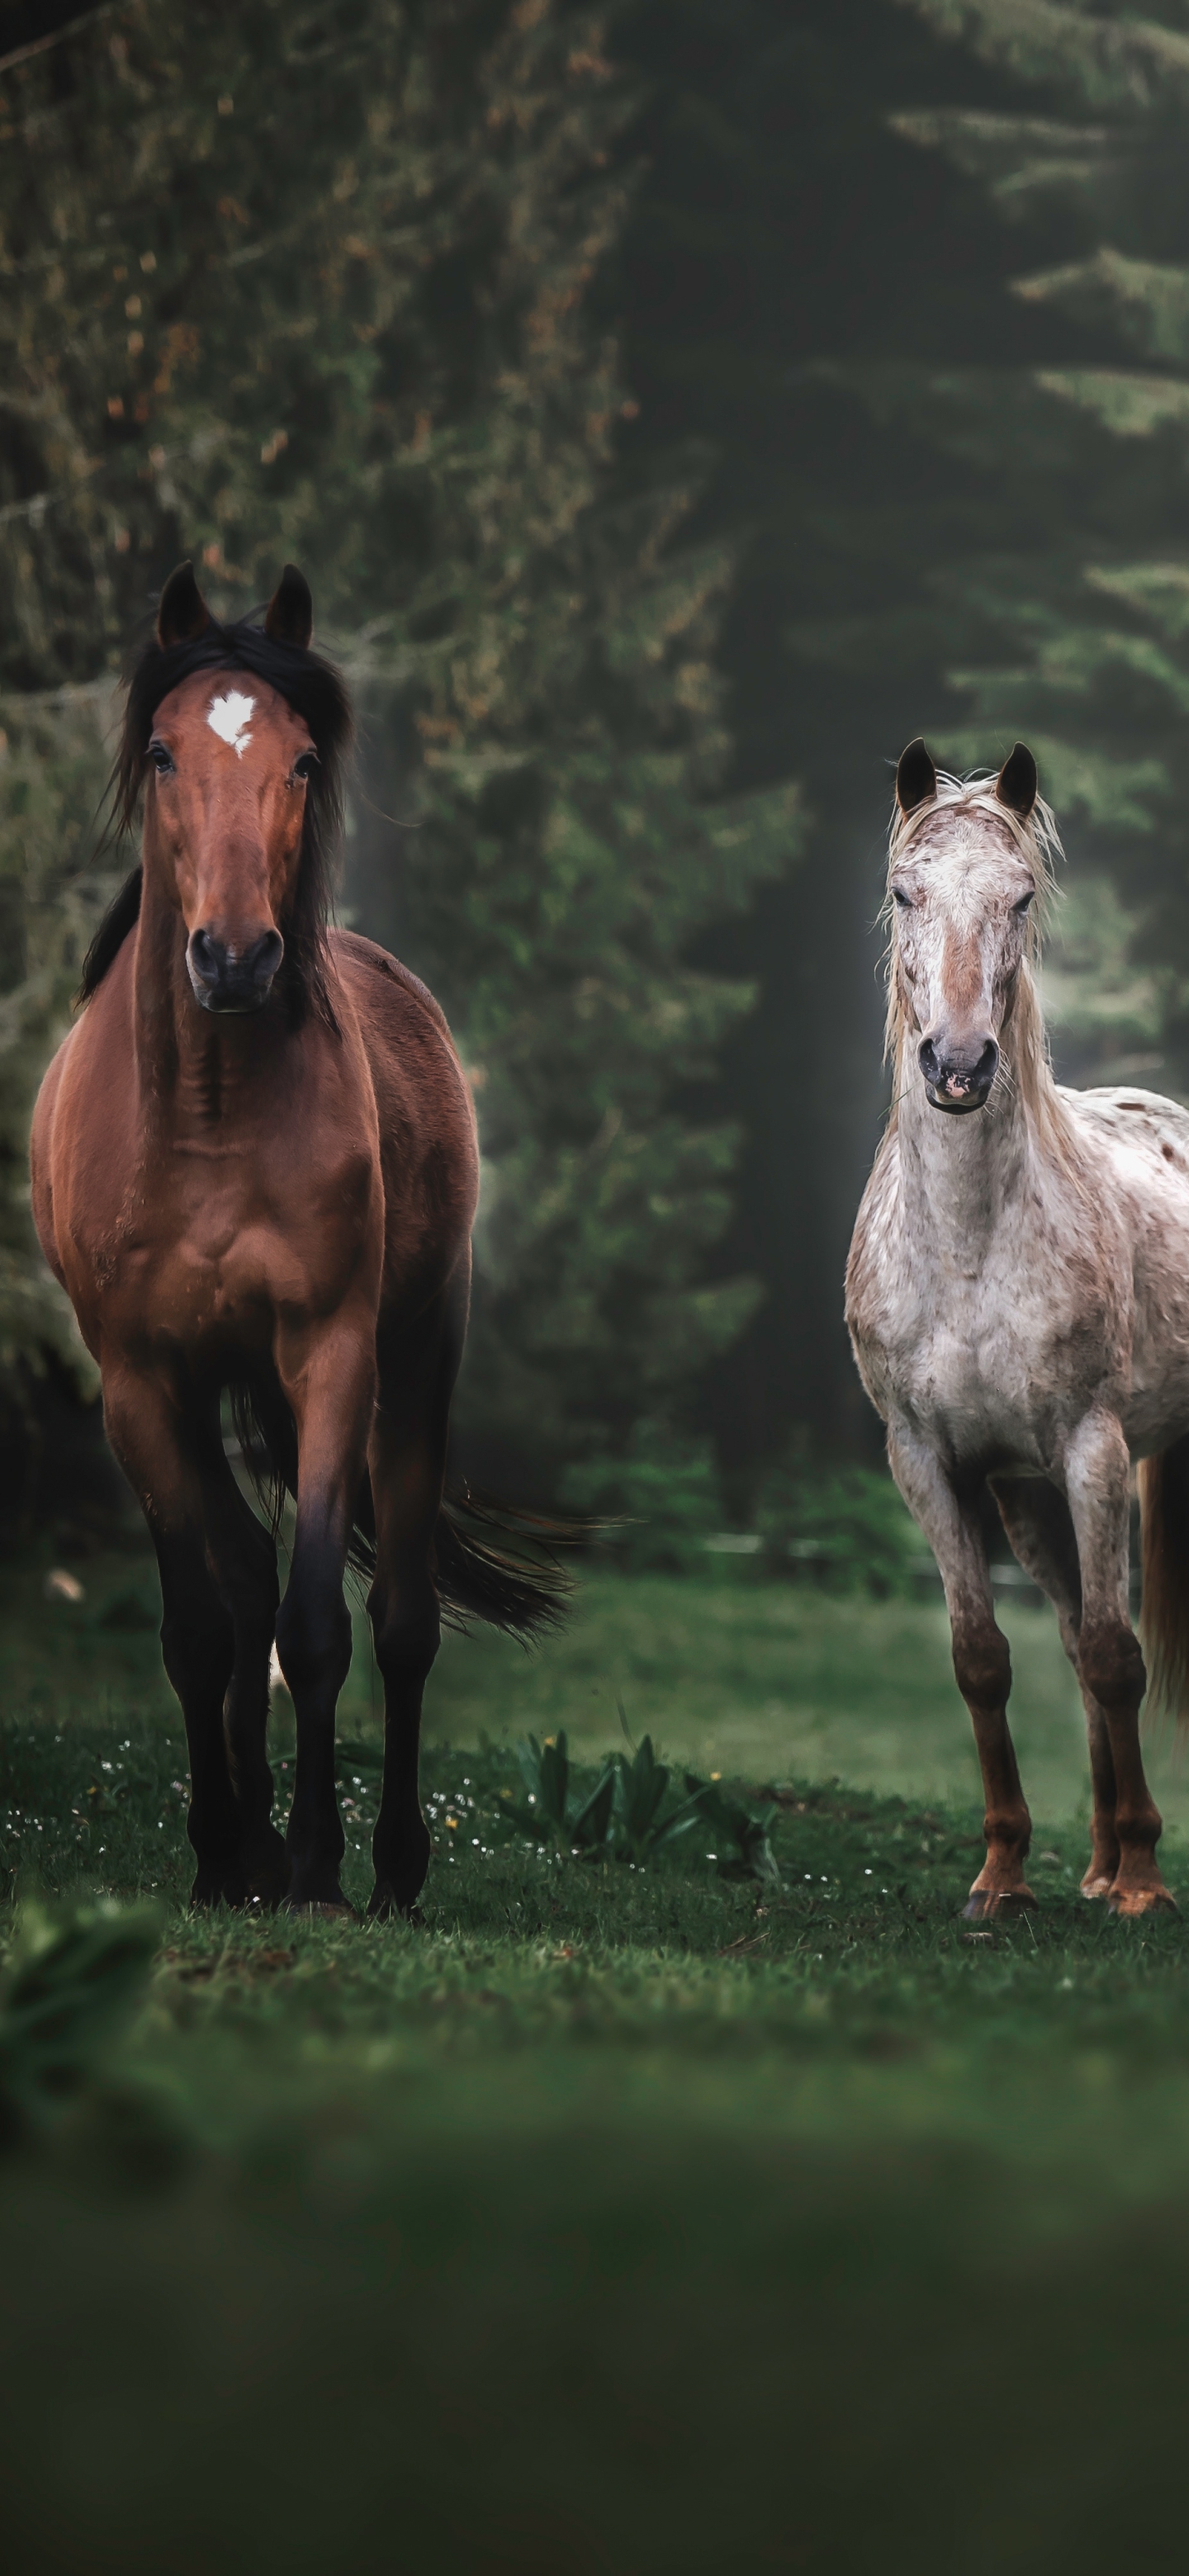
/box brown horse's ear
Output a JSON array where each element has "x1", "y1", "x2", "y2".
[
  {"x1": 156, "y1": 561, "x2": 211, "y2": 650},
  {"x1": 996, "y1": 742, "x2": 1038, "y2": 818},
  {"x1": 264, "y1": 564, "x2": 314, "y2": 650},
  {"x1": 896, "y1": 738, "x2": 936, "y2": 815}
]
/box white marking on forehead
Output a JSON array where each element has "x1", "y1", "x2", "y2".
[{"x1": 206, "y1": 689, "x2": 256, "y2": 758}]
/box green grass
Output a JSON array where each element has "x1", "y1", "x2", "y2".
[
  {"x1": 5, "y1": 1562, "x2": 1189, "y2": 2572},
  {"x1": 14, "y1": 1546, "x2": 1189, "y2": 1828}
]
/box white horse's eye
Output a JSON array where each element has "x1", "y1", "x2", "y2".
[
  {"x1": 1014, "y1": 890, "x2": 1035, "y2": 916},
  {"x1": 892, "y1": 886, "x2": 912, "y2": 910}
]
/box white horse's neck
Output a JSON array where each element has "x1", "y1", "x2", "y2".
[{"x1": 895, "y1": 1044, "x2": 1035, "y2": 1275}]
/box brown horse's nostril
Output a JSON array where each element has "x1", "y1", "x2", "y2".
[
  {"x1": 187, "y1": 926, "x2": 284, "y2": 1013},
  {"x1": 189, "y1": 928, "x2": 220, "y2": 986}
]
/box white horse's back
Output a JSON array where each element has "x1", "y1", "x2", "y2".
[
  {"x1": 1062, "y1": 1086, "x2": 1189, "y2": 1455},
  {"x1": 1067, "y1": 1080, "x2": 1189, "y2": 1170}
]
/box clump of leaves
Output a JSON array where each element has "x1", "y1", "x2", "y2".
[
  {"x1": 496, "y1": 1717, "x2": 781, "y2": 1889},
  {"x1": 609, "y1": 1728, "x2": 704, "y2": 1866},
  {"x1": 0, "y1": 1899, "x2": 160, "y2": 2145},
  {"x1": 500, "y1": 1734, "x2": 617, "y2": 1856},
  {"x1": 682, "y1": 1777, "x2": 783, "y2": 1892}
]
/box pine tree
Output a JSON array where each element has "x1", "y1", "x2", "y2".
[
  {"x1": 0, "y1": 0, "x2": 795, "y2": 1499},
  {"x1": 866, "y1": 2, "x2": 1189, "y2": 1081},
  {"x1": 603, "y1": 0, "x2": 1080, "y2": 1466}
]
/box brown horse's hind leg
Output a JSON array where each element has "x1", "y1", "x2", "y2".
[
  {"x1": 366, "y1": 1295, "x2": 464, "y2": 1920},
  {"x1": 273, "y1": 1311, "x2": 377, "y2": 1913},
  {"x1": 102, "y1": 1368, "x2": 239, "y2": 1904},
  {"x1": 888, "y1": 1420, "x2": 1035, "y2": 1916},
  {"x1": 991, "y1": 1475, "x2": 1120, "y2": 1898}
]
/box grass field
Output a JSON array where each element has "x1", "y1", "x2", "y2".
[{"x1": 4, "y1": 1560, "x2": 1189, "y2": 2572}]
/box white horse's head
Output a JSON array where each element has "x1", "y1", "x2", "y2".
[{"x1": 887, "y1": 741, "x2": 1057, "y2": 1115}]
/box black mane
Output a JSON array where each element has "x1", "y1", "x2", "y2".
[{"x1": 78, "y1": 610, "x2": 354, "y2": 1025}]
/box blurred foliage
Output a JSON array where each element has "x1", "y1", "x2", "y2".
[
  {"x1": 1039, "y1": 869, "x2": 1167, "y2": 1089},
  {"x1": 0, "y1": 694, "x2": 111, "y2": 1381},
  {"x1": 0, "y1": 0, "x2": 798, "y2": 1497},
  {"x1": 557, "y1": 1417, "x2": 723, "y2": 1570},
  {"x1": 756, "y1": 1442, "x2": 926, "y2": 1598},
  {"x1": 0, "y1": 1894, "x2": 159, "y2": 2143}
]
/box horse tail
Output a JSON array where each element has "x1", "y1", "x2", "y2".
[
  {"x1": 226, "y1": 1371, "x2": 377, "y2": 1582},
  {"x1": 1138, "y1": 1436, "x2": 1189, "y2": 1726},
  {"x1": 227, "y1": 1375, "x2": 572, "y2": 1636},
  {"x1": 433, "y1": 1489, "x2": 573, "y2": 1641}
]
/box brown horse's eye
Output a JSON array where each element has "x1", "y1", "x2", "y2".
[
  {"x1": 291, "y1": 751, "x2": 318, "y2": 785},
  {"x1": 148, "y1": 739, "x2": 175, "y2": 777}
]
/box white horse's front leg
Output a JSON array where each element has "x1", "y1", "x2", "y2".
[
  {"x1": 991, "y1": 1475, "x2": 1120, "y2": 1899},
  {"x1": 1063, "y1": 1413, "x2": 1175, "y2": 1917},
  {"x1": 888, "y1": 1418, "x2": 1035, "y2": 1917}
]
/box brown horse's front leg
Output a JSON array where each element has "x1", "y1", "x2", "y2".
[
  {"x1": 274, "y1": 1316, "x2": 377, "y2": 1913},
  {"x1": 102, "y1": 1366, "x2": 238, "y2": 1905},
  {"x1": 1065, "y1": 1413, "x2": 1175, "y2": 1918},
  {"x1": 888, "y1": 1421, "x2": 1035, "y2": 1916},
  {"x1": 365, "y1": 1299, "x2": 464, "y2": 1919},
  {"x1": 197, "y1": 1444, "x2": 288, "y2": 1907}
]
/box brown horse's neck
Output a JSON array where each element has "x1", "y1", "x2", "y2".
[{"x1": 133, "y1": 855, "x2": 288, "y2": 1133}]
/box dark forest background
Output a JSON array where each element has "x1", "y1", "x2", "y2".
[{"x1": 3, "y1": 0, "x2": 1189, "y2": 1546}]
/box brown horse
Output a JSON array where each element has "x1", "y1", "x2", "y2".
[{"x1": 31, "y1": 561, "x2": 561, "y2": 1915}]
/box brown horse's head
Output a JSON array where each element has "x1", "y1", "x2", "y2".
[
  {"x1": 151, "y1": 577, "x2": 319, "y2": 1012},
  {"x1": 81, "y1": 561, "x2": 353, "y2": 1025}
]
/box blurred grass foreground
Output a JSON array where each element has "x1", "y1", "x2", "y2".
[{"x1": 5, "y1": 1560, "x2": 1189, "y2": 2574}]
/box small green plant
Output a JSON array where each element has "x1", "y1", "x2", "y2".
[
  {"x1": 500, "y1": 1733, "x2": 617, "y2": 1855},
  {"x1": 497, "y1": 1715, "x2": 782, "y2": 1889},
  {"x1": 682, "y1": 1776, "x2": 783, "y2": 1892},
  {"x1": 613, "y1": 1728, "x2": 703, "y2": 1867}
]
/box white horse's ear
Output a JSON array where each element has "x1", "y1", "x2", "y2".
[
  {"x1": 157, "y1": 561, "x2": 211, "y2": 650},
  {"x1": 896, "y1": 738, "x2": 936, "y2": 815},
  {"x1": 996, "y1": 743, "x2": 1038, "y2": 818},
  {"x1": 264, "y1": 564, "x2": 314, "y2": 650}
]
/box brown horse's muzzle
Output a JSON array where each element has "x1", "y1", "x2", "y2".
[{"x1": 187, "y1": 926, "x2": 284, "y2": 1014}]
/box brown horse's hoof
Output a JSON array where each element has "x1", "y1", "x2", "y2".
[
  {"x1": 283, "y1": 1895, "x2": 358, "y2": 1922},
  {"x1": 367, "y1": 1887, "x2": 425, "y2": 1925},
  {"x1": 241, "y1": 1830, "x2": 290, "y2": 1908},
  {"x1": 1107, "y1": 1885, "x2": 1178, "y2": 1919},
  {"x1": 189, "y1": 1878, "x2": 222, "y2": 1910},
  {"x1": 962, "y1": 1886, "x2": 1039, "y2": 1920}
]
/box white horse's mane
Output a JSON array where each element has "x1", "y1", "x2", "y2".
[{"x1": 883, "y1": 768, "x2": 1073, "y2": 1163}]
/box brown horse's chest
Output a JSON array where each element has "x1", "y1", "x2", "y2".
[{"x1": 64, "y1": 1121, "x2": 381, "y2": 1361}]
